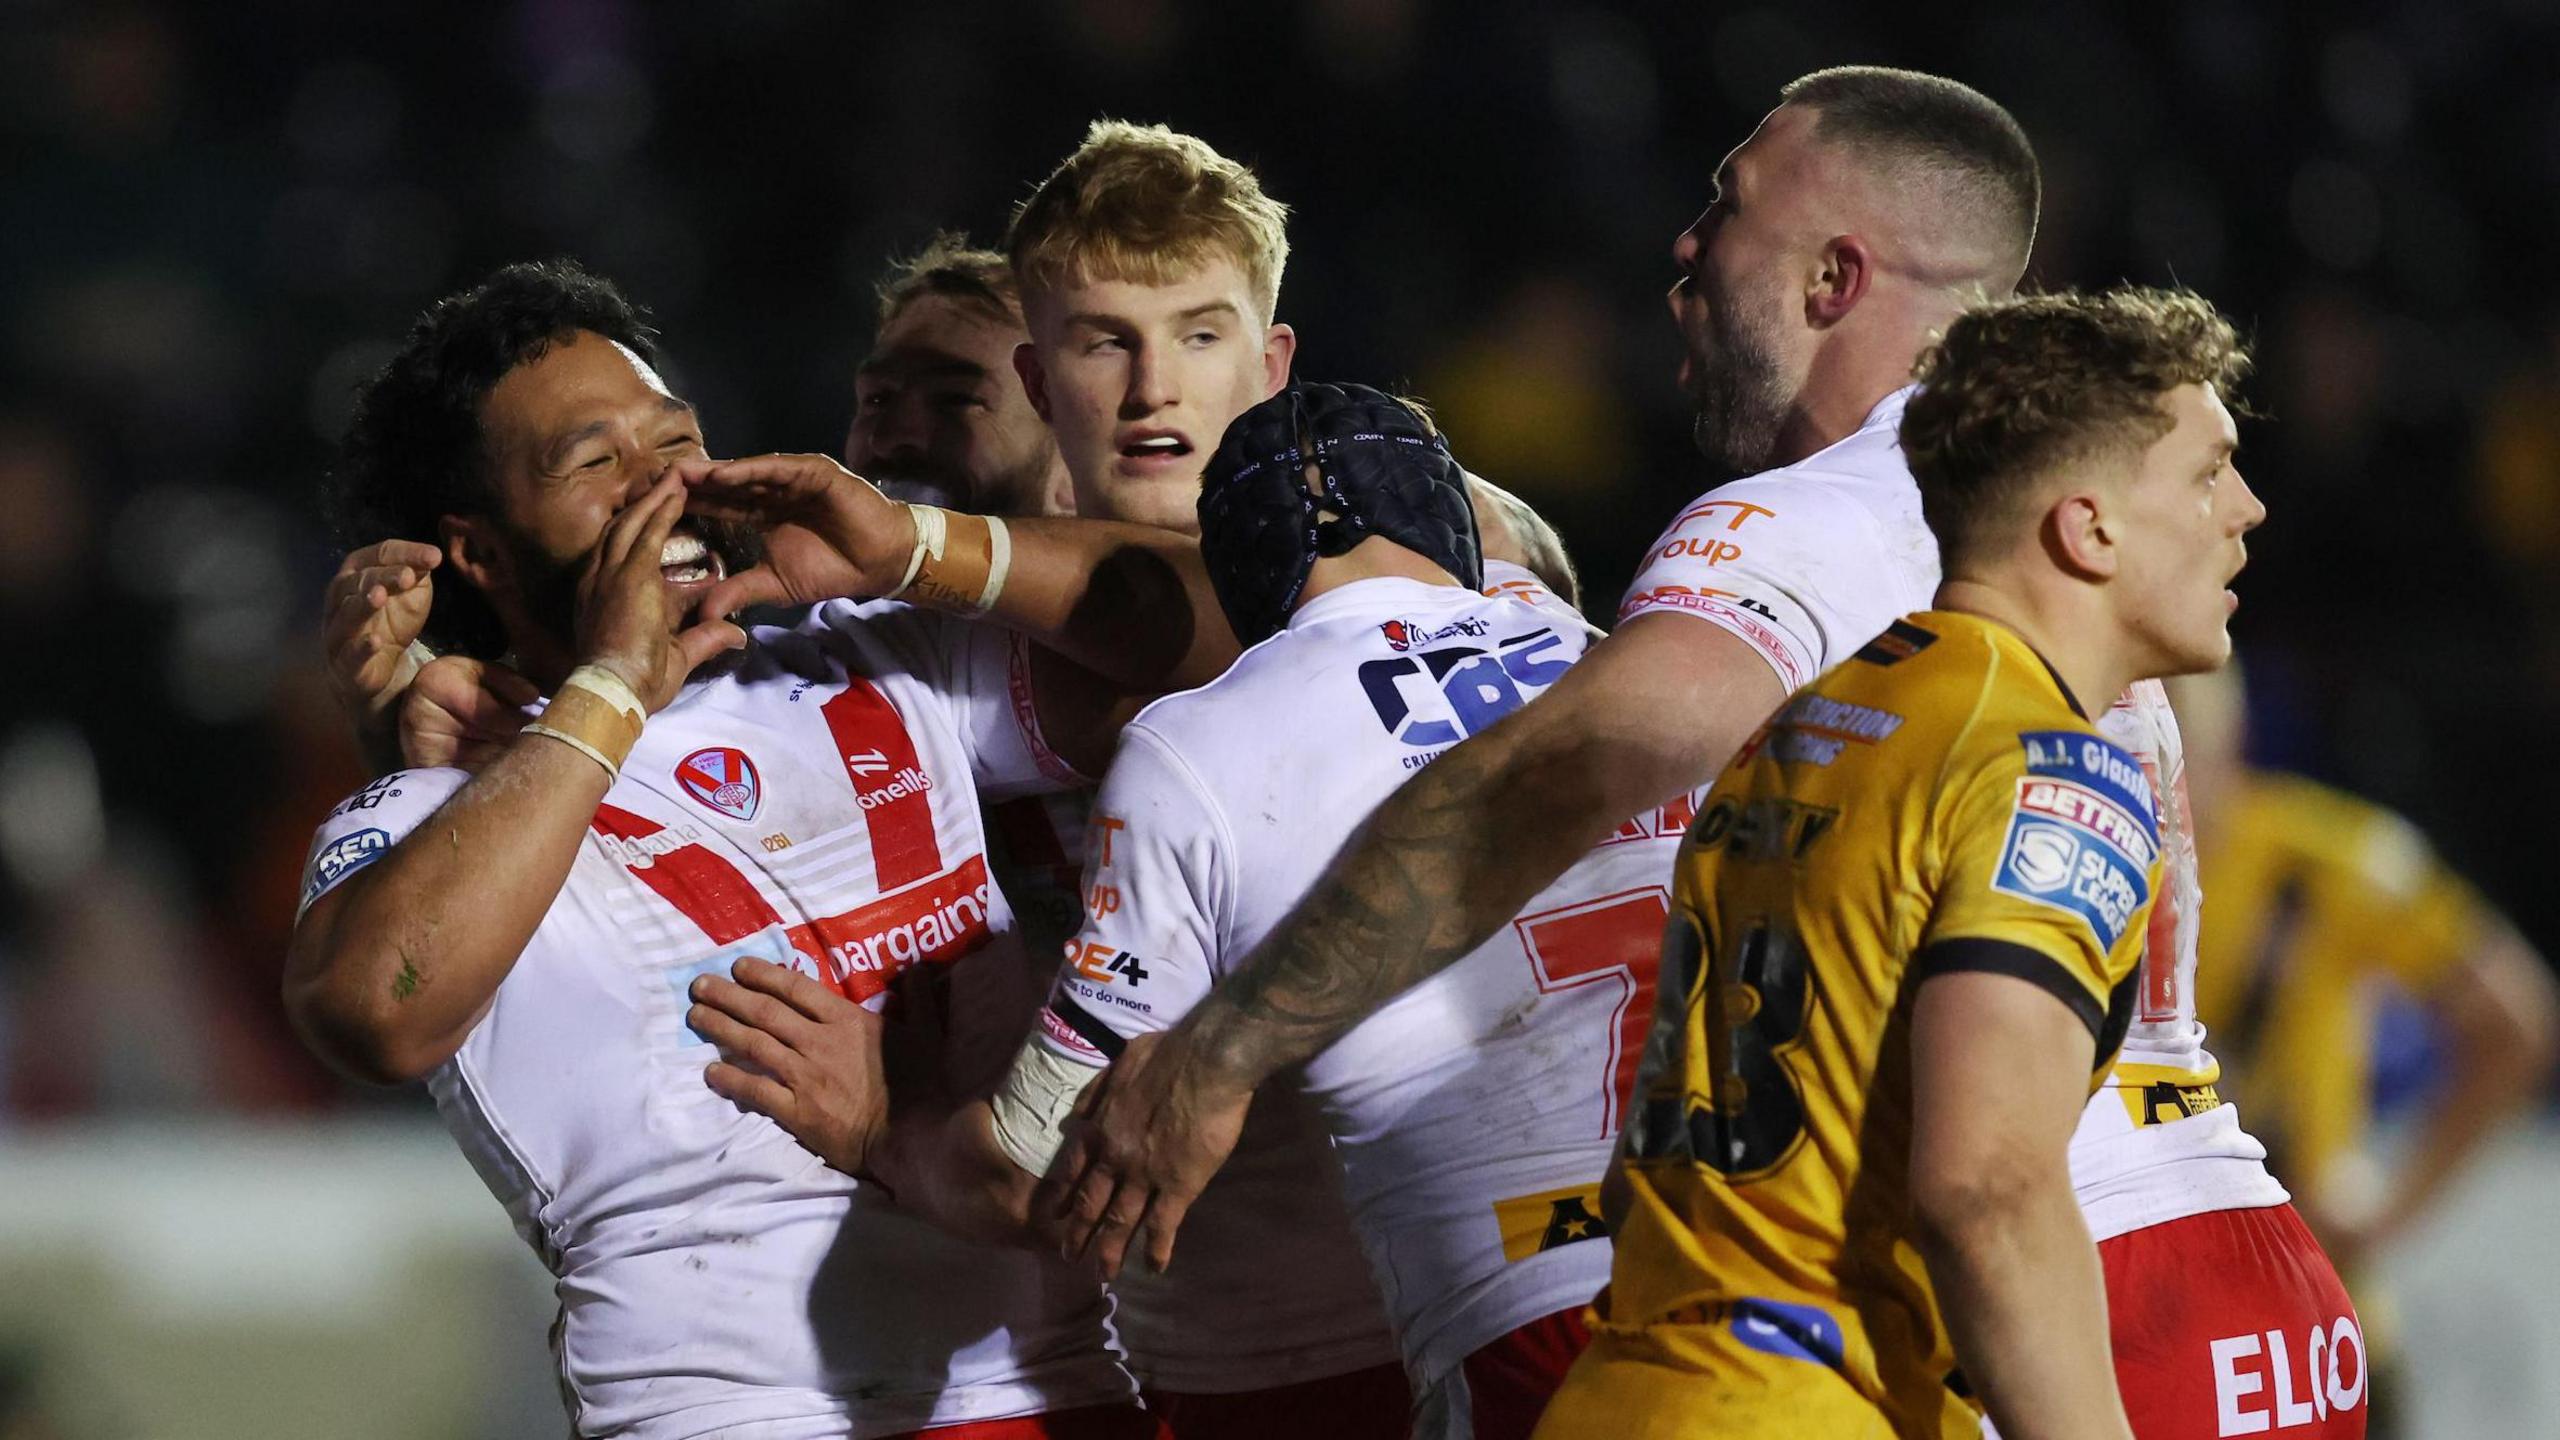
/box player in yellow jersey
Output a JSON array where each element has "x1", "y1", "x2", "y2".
[
  {"x1": 2170, "y1": 661, "x2": 2555, "y2": 1435},
  {"x1": 1536, "y1": 286, "x2": 2267, "y2": 1440}
]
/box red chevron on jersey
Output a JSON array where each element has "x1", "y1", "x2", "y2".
[{"x1": 593, "y1": 803, "x2": 784, "y2": 945}]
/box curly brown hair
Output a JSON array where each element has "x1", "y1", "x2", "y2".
[{"x1": 1901, "y1": 286, "x2": 2250, "y2": 571}]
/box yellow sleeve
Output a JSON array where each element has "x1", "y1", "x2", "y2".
[{"x1": 1918, "y1": 726, "x2": 2163, "y2": 1046}]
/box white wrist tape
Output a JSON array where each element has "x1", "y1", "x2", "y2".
[
  {"x1": 887, "y1": 504, "x2": 943, "y2": 600},
  {"x1": 989, "y1": 1036, "x2": 1105, "y2": 1176}
]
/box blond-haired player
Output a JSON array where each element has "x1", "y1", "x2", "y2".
[{"x1": 1538, "y1": 286, "x2": 2279, "y2": 1439}]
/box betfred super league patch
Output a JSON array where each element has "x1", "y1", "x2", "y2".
[{"x1": 1993, "y1": 732, "x2": 2161, "y2": 950}]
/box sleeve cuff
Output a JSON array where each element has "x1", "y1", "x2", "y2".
[{"x1": 1913, "y1": 937, "x2": 2104, "y2": 1041}]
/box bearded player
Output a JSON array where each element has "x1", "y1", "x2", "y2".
[
  {"x1": 1541, "y1": 286, "x2": 2277, "y2": 1438},
  {"x1": 693, "y1": 384, "x2": 1663, "y2": 1440},
  {"x1": 284, "y1": 258, "x2": 1269, "y2": 1439}
]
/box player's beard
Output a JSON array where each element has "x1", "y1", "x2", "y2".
[
  {"x1": 1684, "y1": 273, "x2": 1794, "y2": 485},
  {"x1": 871, "y1": 436, "x2": 1066, "y2": 520},
  {"x1": 514, "y1": 517, "x2": 766, "y2": 683}
]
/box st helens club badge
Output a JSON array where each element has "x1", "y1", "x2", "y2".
[{"x1": 675, "y1": 746, "x2": 762, "y2": 822}]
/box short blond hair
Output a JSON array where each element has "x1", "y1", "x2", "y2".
[{"x1": 1007, "y1": 119, "x2": 1290, "y2": 322}]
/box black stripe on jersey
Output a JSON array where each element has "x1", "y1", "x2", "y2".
[
  {"x1": 1851, "y1": 618, "x2": 1940, "y2": 667},
  {"x1": 1914, "y1": 938, "x2": 2103, "y2": 1042},
  {"x1": 1049, "y1": 994, "x2": 1128, "y2": 1060},
  {"x1": 2094, "y1": 960, "x2": 2140, "y2": 1070}
]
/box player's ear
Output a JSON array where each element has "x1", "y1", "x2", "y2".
[
  {"x1": 1013, "y1": 341, "x2": 1053, "y2": 423},
  {"x1": 441, "y1": 513, "x2": 513, "y2": 595},
  {"x1": 1807, "y1": 235, "x2": 1873, "y2": 326},
  {"x1": 2042, "y1": 492, "x2": 2117, "y2": 581},
  {"x1": 1259, "y1": 322, "x2": 1297, "y2": 399}
]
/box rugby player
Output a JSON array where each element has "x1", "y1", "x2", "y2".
[
  {"x1": 853, "y1": 231, "x2": 1075, "y2": 519},
  {"x1": 1540, "y1": 285, "x2": 2264, "y2": 1438},
  {"x1": 692, "y1": 383, "x2": 1669, "y2": 1440},
  {"x1": 285, "y1": 258, "x2": 1241, "y2": 1438},
  {"x1": 1037, "y1": 68, "x2": 2359, "y2": 1439}
]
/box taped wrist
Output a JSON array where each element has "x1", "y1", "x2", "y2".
[
  {"x1": 524, "y1": 662, "x2": 646, "y2": 779},
  {"x1": 885, "y1": 505, "x2": 1012, "y2": 617},
  {"x1": 989, "y1": 1036, "x2": 1104, "y2": 1176}
]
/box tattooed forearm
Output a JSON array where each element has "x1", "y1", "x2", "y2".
[{"x1": 1187, "y1": 720, "x2": 1610, "y2": 1089}]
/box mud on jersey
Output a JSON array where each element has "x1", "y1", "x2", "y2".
[{"x1": 299, "y1": 599, "x2": 1126, "y2": 1440}]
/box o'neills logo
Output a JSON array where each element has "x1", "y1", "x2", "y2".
[{"x1": 855, "y1": 765, "x2": 934, "y2": 812}]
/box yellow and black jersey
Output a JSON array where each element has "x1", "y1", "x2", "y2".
[
  {"x1": 2194, "y1": 772, "x2": 2490, "y2": 1208},
  {"x1": 1550, "y1": 611, "x2": 2162, "y2": 1440}
]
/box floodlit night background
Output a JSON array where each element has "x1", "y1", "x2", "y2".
[{"x1": 2, "y1": 2, "x2": 2556, "y2": 1435}]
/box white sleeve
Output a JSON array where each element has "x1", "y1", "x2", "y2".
[
  {"x1": 1029, "y1": 724, "x2": 1231, "y2": 1069},
  {"x1": 1615, "y1": 477, "x2": 1904, "y2": 692},
  {"x1": 810, "y1": 599, "x2": 1089, "y2": 802},
  {"x1": 295, "y1": 768, "x2": 472, "y2": 920}
]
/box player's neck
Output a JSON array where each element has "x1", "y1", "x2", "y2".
[
  {"x1": 1769, "y1": 329, "x2": 1927, "y2": 467},
  {"x1": 1297, "y1": 542, "x2": 1464, "y2": 609},
  {"x1": 1933, "y1": 577, "x2": 2137, "y2": 720}
]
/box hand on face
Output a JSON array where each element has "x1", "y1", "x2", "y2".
[
  {"x1": 573, "y1": 472, "x2": 748, "y2": 711},
  {"x1": 677, "y1": 453, "x2": 919, "y2": 619}
]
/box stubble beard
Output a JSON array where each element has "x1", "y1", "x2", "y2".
[{"x1": 1685, "y1": 279, "x2": 1794, "y2": 486}]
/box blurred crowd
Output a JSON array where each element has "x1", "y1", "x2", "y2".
[{"x1": 5, "y1": 0, "x2": 2558, "y2": 1128}]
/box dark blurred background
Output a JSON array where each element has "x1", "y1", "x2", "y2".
[{"x1": 2, "y1": 1, "x2": 2557, "y2": 1433}]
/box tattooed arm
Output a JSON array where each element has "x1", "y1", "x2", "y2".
[{"x1": 1040, "y1": 611, "x2": 1788, "y2": 1272}]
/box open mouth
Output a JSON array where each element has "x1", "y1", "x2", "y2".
[
  {"x1": 659, "y1": 529, "x2": 724, "y2": 586},
  {"x1": 1119, "y1": 433, "x2": 1192, "y2": 463}
]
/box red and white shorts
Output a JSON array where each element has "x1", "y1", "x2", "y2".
[
  {"x1": 893, "y1": 1403, "x2": 1171, "y2": 1440},
  {"x1": 1416, "y1": 1306, "x2": 1596, "y2": 1440},
  {"x1": 1143, "y1": 1361, "x2": 1414, "y2": 1440},
  {"x1": 2101, "y1": 1202, "x2": 2365, "y2": 1439}
]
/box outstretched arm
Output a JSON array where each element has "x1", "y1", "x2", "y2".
[{"x1": 1038, "y1": 611, "x2": 1786, "y2": 1271}]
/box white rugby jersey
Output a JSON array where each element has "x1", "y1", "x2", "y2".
[
  {"x1": 1036, "y1": 570, "x2": 1687, "y2": 1389},
  {"x1": 298, "y1": 600, "x2": 1128, "y2": 1440},
  {"x1": 2076, "y1": 683, "x2": 2288, "y2": 1241},
  {"x1": 1619, "y1": 386, "x2": 2280, "y2": 1239}
]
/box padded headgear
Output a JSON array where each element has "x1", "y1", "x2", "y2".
[{"x1": 1197, "y1": 381, "x2": 1482, "y2": 645}]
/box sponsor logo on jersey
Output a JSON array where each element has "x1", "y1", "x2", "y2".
[
  {"x1": 2018, "y1": 730, "x2": 2158, "y2": 824},
  {"x1": 1379, "y1": 615, "x2": 1489, "y2": 652},
  {"x1": 675, "y1": 746, "x2": 762, "y2": 822},
  {"x1": 854, "y1": 764, "x2": 934, "y2": 812},
  {"x1": 1729, "y1": 1298, "x2": 1846, "y2": 1370},
  {"x1": 2210, "y1": 1315, "x2": 2364, "y2": 1433},
  {"x1": 1492, "y1": 1183, "x2": 1613, "y2": 1262},
  {"x1": 303, "y1": 827, "x2": 391, "y2": 903},
  {"x1": 1686, "y1": 796, "x2": 1839, "y2": 863},
  {"x1": 595, "y1": 821, "x2": 708, "y2": 870},
  {"x1": 1763, "y1": 694, "x2": 1904, "y2": 766},
  {"x1": 1994, "y1": 771, "x2": 2158, "y2": 950},
  {"x1": 1359, "y1": 625, "x2": 1575, "y2": 747},
  {"x1": 329, "y1": 775, "x2": 406, "y2": 818}
]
